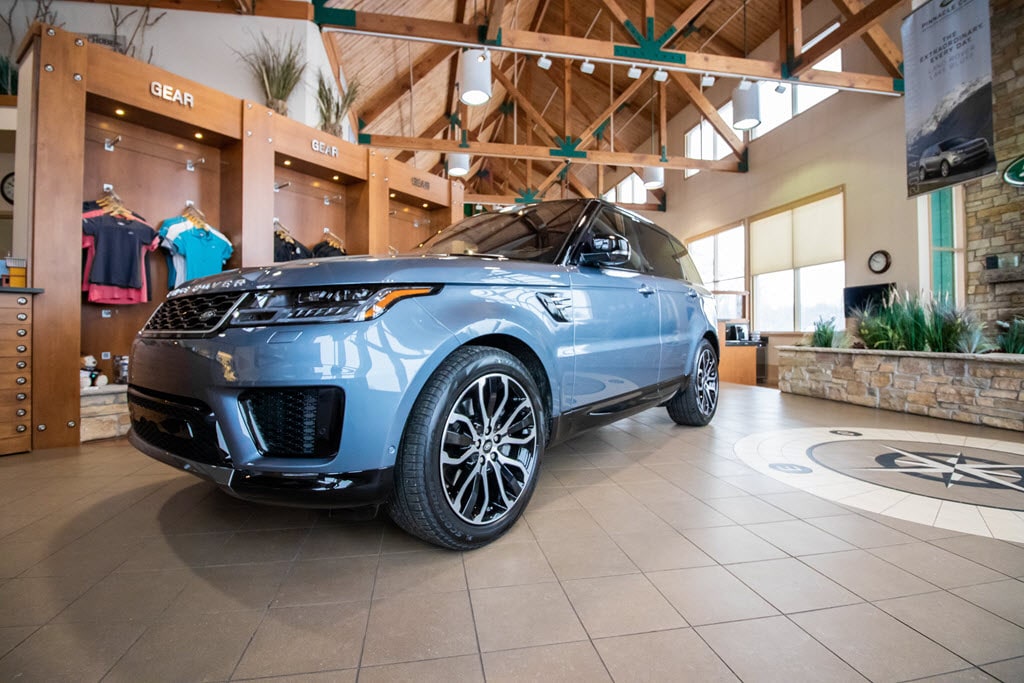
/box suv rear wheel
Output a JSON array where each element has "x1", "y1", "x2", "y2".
[
  {"x1": 666, "y1": 338, "x2": 719, "y2": 426},
  {"x1": 388, "y1": 346, "x2": 545, "y2": 550}
]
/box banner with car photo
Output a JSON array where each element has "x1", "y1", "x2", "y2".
[{"x1": 902, "y1": 0, "x2": 996, "y2": 198}]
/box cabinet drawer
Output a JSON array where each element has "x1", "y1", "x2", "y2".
[
  {"x1": 0, "y1": 371, "x2": 30, "y2": 390},
  {"x1": 0, "y1": 434, "x2": 31, "y2": 455},
  {"x1": 0, "y1": 325, "x2": 31, "y2": 343},
  {"x1": 0, "y1": 295, "x2": 32, "y2": 309},
  {"x1": 0, "y1": 419, "x2": 31, "y2": 438},
  {"x1": 0, "y1": 403, "x2": 30, "y2": 420},
  {"x1": 0, "y1": 357, "x2": 31, "y2": 372},
  {"x1": 0, "y1": 341, "x2": 30, "y2": 358},
  {"x1": 0, "y1": 308, "x2": 31, "y2": 324}
]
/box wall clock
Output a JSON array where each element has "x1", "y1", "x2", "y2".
[
  {"x1": 868, "y1": 249, "x2": 891, "y2": 274},
  {"x1": 0, "y1": 172, "x2": 12, "y2": 205}
]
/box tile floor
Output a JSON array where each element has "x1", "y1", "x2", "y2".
[{"x1": 0, "y1": 384, "x2": 1022, "y2": 682}]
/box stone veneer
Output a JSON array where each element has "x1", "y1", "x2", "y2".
[
  {"x1": 80, "y1": 385, "x2": 130, "y2": 442},
  {"x1": 777, "y1": 346, "x2": 1024, "y2": 431},
  {"x1": 964, "y1": 0, "x2": 1024, "y2": 324}
]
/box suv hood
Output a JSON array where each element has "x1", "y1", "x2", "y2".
[{"x1": 167, "y1": 254, "x2": 571, "y2": 298}]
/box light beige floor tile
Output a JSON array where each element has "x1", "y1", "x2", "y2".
[
  {"x1": 981, "y1": 657, "x2": 1024, "y2": 682},
  {"x1": 909, "y1": 669, "x2": 1000, "y2": 682},
  {"x1": 464, "y1": 540, "x2": 556, "y2": 589},
  {"x1": 0, "y1": 575, "x2": 97, "y2": 627},
  {"x1": 204, "y1": 528, "x2": 309, "y2": 565},
  {"x1": 563, "y1": 574, "x2": 686, "y2": 638},
  {"x1": 358, "y1": 655, "x2": 483, "y2": 682},
  {"x1": 361, "y1": 592, "x2": 476, "y2": 666},
  {"x1": 526, "y1": 485, "x2": 584, "y2": 513},
  {"x1": 165, "y1": 562, "x2": 291, "y2": 616},
  {"x1": 807, "y1": 513, "x2": 919, "y2": 548},
  {"x1": 647, "y1": 498, "x2": 735, "y2": 530},
  {"x1": 952, "y1": 580, "x2": 1024, "y2": 628},
  {"x1": 0, "y1": 620, "x2": 146, "y2": 683},
  {"x1": 102, "y1": 610, "x2": 263, "y2": 682},
  {"x1": 697, "y1": 615, "x2": 864, "y2": 682},
  {"x1": 0, "y1": 626, "x2": 35, "y2": 659},
  {"x1": 616, "y1": 479, "x2": 693, "y2": 504},
  {"x1": 114, "y1": 532, "x2": 235, "y2": 573},
  {"x1": 234, "y1": 602, "x2": 370, "y2": 677},
  {"x1": 372, "y1": 550, "x2": 467, "y2": 597},
  {"x1": 759, "y1": 491, "x2": 850, "y2": 518},
  {"x1": 295, "y1": 523, "x2": 383, "y2": 560},
  {"x1": 586, "y1": 503, "x2": 676, "y2": 536},
  {"x1": 727, "y1": 558, "x2": 862, "y2": 613},
  {"x1": 609, "y1": 531, "x2": 716, "y2": 572},
  {"x1": 482, "y1": 641, "x2": 611, "y2": 682},
  {"x1": 551, "y1": 468, "x2": 613, "y2": 487},
  {"x1": 705, "y1": 495, "x2": 795, "y2": 524},
  {"x1": 52, "y1": 569, "x2": 191, "y2": 624},
  {"x1": 536, "y1": 533, "x2": 638, "y2": 580},
  {"x1": 524, "y1": 508, "x2": 606, "y2": 540},
  {"x1": 932, "y1": 535, "x2": 1024, "y2": 577},
  {"x1": 594, "y1": 628, "x2": 738, "y2": 682},
  {"x1": 471, "y1": 582, "x2": 586, "y2": 652},
  {"x1": 876, "y1": 591, "x2": 1024, "y2": 665},
  {"x1": 570, "y1": 485, "x2": 640, "y2": 510},
  {"x1": 746, "y1": 519, "x2": 856, "y2": 556},
  {"x1": 801, "y1": 549, "x2": 939, "y2": 601},
  {"x1": 792, "y1": 602, "x2": 970, "y2": 681},
  {"x1": 870, "y1": 542, "x2": 1008, "y2": 589},
  {"x1": 272, "y1": 556, "x2": 378, "y2": 607},
  {"x1": 233, "y1": 671, "x2": 356, "y2": 683},
  {"x1": 647, "y1": 566, "x2": 778, "y2": 626},
  {"x1": 683, "y1": 525, "x2": 788, "y2": 564}
]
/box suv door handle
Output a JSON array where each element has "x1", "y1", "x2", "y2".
[{"x1": 638, "y1": 284, "x2": 655, "y2": 297}]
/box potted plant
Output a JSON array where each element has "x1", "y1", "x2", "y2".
[{"x1": 236, "y1": 32, "x2": 306, "y2": 116}]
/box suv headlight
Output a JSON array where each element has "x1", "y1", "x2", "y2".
[{"x1": 229, "y1": 285, "x2": 440, "y2": 326}]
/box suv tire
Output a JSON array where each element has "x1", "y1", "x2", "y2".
[
  {"x1": 666, "y1": 338, "x2": 719, "y2": 426},
  {"x1": 387, "y1": 346, "x2": 545, "y2": 550}
]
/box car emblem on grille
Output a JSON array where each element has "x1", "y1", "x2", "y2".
[{"x1": 198, "y1": 309, "x2": 218, "y2": 322}]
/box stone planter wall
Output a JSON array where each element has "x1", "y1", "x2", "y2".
[
  {"x1": 777, "y1": 346, "x2": 1024, "y2": 431},
  {"x1": 81, "y1": 385, "x2": 130, "y2": 442}
]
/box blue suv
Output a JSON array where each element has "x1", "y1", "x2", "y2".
[{"x1": 129, "y1": 199, "x2": 719, "y2": 548}]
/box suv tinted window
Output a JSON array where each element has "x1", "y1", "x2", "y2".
[
  {"x1": 415, "y1": 200, "x2": 585, "y2": 262},
  {"x1": 584, "y1": 208, "x2": 647, "y2": 271},
  {"x1": 628, "y1": 216, "x2": 704, "y2": 284}
]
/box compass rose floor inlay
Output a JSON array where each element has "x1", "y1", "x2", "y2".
[{"x1": 735, "y1": 428, "x2": 1024, "y2": 542}]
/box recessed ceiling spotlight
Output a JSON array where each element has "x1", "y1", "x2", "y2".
[
  {"x1": 580, "y1": 60, "x2": 595, "y2": 75},
  {"x1": 627, "y1": 64, "x2": 642, "y2": 79},
  {"x1": 422, "y1": 203, "x2": 430, "y2": 208},
  {"x1": 537, "y1": 54, "x2": 552, "y2": 70},
  {"x1": 700, "y1": 74, "x2": 716, "y2": 88},
  {"x1": 332, "y1": 175, "x2": 340, "y2": 181},
  {"x1": 114, "y1": 108, "x2": 126, "y2": 116},
  {"x1": 653, "y1": 68, "x2": 668, "y2": 82},
  {"x1": 194, "y1": 132, "x2": 204, "y2": 139},
  {"x1": 283, "y1": 159, "x2": 291, "y2": 166},
  {"x1": 390, "y1": 192, "x2": 396, "y2": 198}
]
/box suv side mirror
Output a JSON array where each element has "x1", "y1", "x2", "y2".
[{"x1": 580, "y1": 234, "x2": 631, "y2": 267}]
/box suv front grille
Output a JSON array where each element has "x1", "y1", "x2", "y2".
[
  {"x1": 142, "y1": 293, "x2": 245, "y2": 336},
  {"x1": 240, "y1": 387, "x2": 344, "y2": 459},
  {"x1": 128, "y1": 387, "x2": 227, "y2": 466}
]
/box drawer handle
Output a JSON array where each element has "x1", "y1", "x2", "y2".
[
  {"x1": 15, "y1": 377, "x2": 26, "y2": 385},
  {"x1": 15, "y1": 408, "x2": 26, "y2": 417},
  {"x1": 16, "y1": 425, "x2": 26, "y2": 433},
  {"x1": 16, "y1": 297, "x2": 27, "y2": 305},
  {"x1": 16, "y1": 313, "x2": 27, "y2": 321},
  {"x1": 16, "y1": 361, "x2": 26, "y2": 369},
  {"x1": 16, "y1": 345, "x2": 26, "y2": 353},
  {"x1": 16, "y1": 329, "x2": 26, "y2": 337},
  {"x1": 16, "y1": 393, "x2": 25, "y2": 401}
]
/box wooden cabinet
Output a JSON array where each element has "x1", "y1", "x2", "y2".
[{"x1": 0, "y1": 292, "x2": 35, "y2": 454}]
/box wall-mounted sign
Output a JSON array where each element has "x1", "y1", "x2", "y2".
[
  {"x1": 1003, "y1": 155, "x2": 1024, "y2": 187},
  {"x1": 411, "y1": 177, "x2": 431, "y2": 190},
  {"x1": 312, "y1": 139, "x2": 339, "y2": 157},
  {"x1": 150, "y1": 81, "x2": 194, "y2": 108}
]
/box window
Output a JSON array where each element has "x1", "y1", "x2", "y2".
[
  {"x1": 929, "y1": 186, "x2": 965, "y2": 303},
  {"x1": 688, "y1": 225, "x2": 745, "y2": 318},
  {"x1": 631, "y1": 219, "x2": 702, "y2": 282},
  {"x1": 750, "y1": 190, "x2": 846, "y2": 331},
  {"x1": 587, "y1": 208, "x2": 646, "y2": 271},
  {"x1": 751, "y1": 22, "x2": 842, "y2": 140},
  {"x1": 684, "y1": 102, "x2": 734, "y2": 178},
  {"x1": 602, "y1": 172, "x2": 646, "y2": 204}
]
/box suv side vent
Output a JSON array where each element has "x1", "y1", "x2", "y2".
[{"x1": 536, "y1": 292, "x2": 573, "y2": 322}]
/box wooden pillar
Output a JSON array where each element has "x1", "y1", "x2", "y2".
[
  {"x1": 449, "y1": 180, "x2": 465, "y2": 225},
  {"x1": 222, "y1": 101, "x2": 275, "y2": 268},
  {"x1": 23, "y1": 27, "x2": 87, "y2": 447}
]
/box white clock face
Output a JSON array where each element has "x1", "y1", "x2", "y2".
[
  {"x1": 0, "y1": 173, "x2": 12, "y2": 205},
  {"x1": 869, "y1": 250, "x2": 889, "y2": 273}
]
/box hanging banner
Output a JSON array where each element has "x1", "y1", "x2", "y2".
[{"x1": 902, "y1": 0, "x2": 995, "y2": 198}]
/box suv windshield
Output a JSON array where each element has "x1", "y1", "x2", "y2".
[{"x1": 414, "y1": 199, "x2": 586, "y2": 263}]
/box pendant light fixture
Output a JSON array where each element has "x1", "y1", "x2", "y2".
[
  {"x1": 731, "y1": 0, "x2": 760, "y2": 130},
  {"x1": 447, "y1": 153, "x2": 470, "y2": 177},
  {"x1": 643, "y1": 77, "x2": 664, "y2": 190},
  {"x1": 460, "y1": 48, "x2": 492, "y2": 106}
]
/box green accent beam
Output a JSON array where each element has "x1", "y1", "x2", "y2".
[
  {"x1": 614, "y1": 18, "x2": 683, "y2": 65},
  {"x1": 312, "y1": 1, "x2": 355, "y2": 28},
  {"x1": 358, "y1": 132, "x2": 372, "y2": 145},
  {"x1": 515, "y1": 188, "x2": 541, "y2": 203},
  {"x1": 893, "y1": 78, "x2": 904, "y2": 93},
  {"x1": 550, "y1": 136, "x2": 587, "y2": 159}
]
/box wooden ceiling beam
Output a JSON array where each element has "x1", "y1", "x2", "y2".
[
  {"x1": 832, "y1": 0, "x2": 903, "y2": 78},
  {"x1": 670, "y1": 71, "x2": 745, "y2": 158},
  {"x1": 486, "y1": 0, "x2": 507, "y2": 43},
  {"x1": 491, "y1": 66, "x2": 560, "y2": 140},
  {"x1": 779, "y1": 0, "x2": 803, "y2": 66},
  {"x1": 662, "y1": 0, "x2": 717, "y2": 49},
  {"x1": 358, "y1": 43, "x2": 457, "y2": 128},
  {"x1": 358, "y1": 134, "x2": 740, "y2": 171},
  {"x1": 394, "y1": 113, "x2": 450, "y2": 163},
  {"x1": 789, "y1": 0, "x2": 904, "y2": 77}
]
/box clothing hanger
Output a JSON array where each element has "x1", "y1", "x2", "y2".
[
  {"x1": 274, "y1": 218, "x2": 295, "y2": 243},
  {"x1": 181, "y1": 202, "x2": 208, "y2": 229},
  {"x1": 322, "y1": 227, "x2": 344, "y2": 250},
  {"x1": 97, "y1": 187, "x2": 131, "y2": 218}
]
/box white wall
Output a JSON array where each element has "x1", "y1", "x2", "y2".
[
  {"x1": 643, "y1": 0, "x2": 920, "y2": 293},
  {"x1": 1, "y1": 1, "x2": 347, "y2": 134}
]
